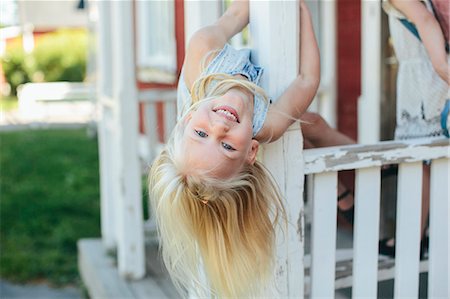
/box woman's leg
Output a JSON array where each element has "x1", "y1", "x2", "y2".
[
  {"x1": 301, "y1": 112, "x2": 356, "y2": 215},
  {"x1": 301, "y1": 112, "x2": 356, "y2": 148}
]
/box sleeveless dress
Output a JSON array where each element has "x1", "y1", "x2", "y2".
[
  {"x1": 383, "y1": 0, "x2": 449, "y2": 139},
  {"x1": 177, "y1": 43, "x2": 270, "y2": 137}
]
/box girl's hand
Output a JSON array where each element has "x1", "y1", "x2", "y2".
[
  {"x1": 183, "y1": 0, "x2": 250, "y2": 89},
  {"x1": 256, "y1": 0, "x2": 320, "y2": 142}
]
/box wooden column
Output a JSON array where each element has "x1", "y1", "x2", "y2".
[
  {"x1": 110, "y1": 0, "x2": 145, "y2": 279},
  {"x1": 96, "y1": 0, "x2": 116, "y2": 250},
  {"x1": 250, "y1": 1, "x2": 304, "y2": 297}
]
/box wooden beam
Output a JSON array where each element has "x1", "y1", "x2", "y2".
[{"x1": 304, "y1": 137, "x2": 450, "y2": 174}]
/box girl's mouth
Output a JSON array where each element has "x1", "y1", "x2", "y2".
[{"x1": 213, "y1": 105, "x2": 240, "y2": 123}]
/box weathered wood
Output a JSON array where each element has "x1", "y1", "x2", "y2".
[
  {"x1": 428, "y1": 158, "x2": 450, "y2": 298},
  {"x1": 250, "y1": 1, "x2": 303, "y2": 297},
  {"x1": 353, "y1": 167, "x2": 381, "y2": 298},
  {"x1": 78, "y1": 239, "x2": 135, "y2": 299},
  {"x1": 78, "y1": 239, "x2": 173, "y2": 299},
  {"x1": 111, "y1": 0, "x2": 145, "y2": 279},
  {"x1": 304, "y1": 137, "x2": 450, "y2": 174},
  {"x1": 394, "y1": 162, "x2": 423, "y2": 298},
  {"x1": 310, "y1": 171, "x2": 338, "y2": 298}
]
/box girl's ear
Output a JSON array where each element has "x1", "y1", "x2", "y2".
[{"x1": 246, "y1": 139, "x2": 259, "y2": 165}]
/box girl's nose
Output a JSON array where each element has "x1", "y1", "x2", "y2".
[{"x1": 211, "y1": 119, "x2": 230, "y2": 135}]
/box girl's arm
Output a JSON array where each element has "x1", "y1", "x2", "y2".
[
  {"x1": 183, "y1": 0, "x2": 249, "y2": 87},
  {"x1": 257, "y1": 0, "x2": 320, "y2": 143},
  {"x1": 391, "y1": 0, "x2": 449, "y2": 84}
]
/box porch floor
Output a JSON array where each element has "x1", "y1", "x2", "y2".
[
  {"x1": 79, "y1": 225, "x2": 430, "y2": 298},
  {"x1": 78, "y1": 238, "x2": 178, "y2": 299}
]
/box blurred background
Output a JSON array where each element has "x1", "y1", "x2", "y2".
[
  {"x1": 0, "y1": 0, "x2": 423, "y2": 298},
  {"x1": 1, "y1": 0, "x2": 99, "y2": 297}
]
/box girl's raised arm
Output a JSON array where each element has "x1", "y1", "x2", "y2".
[
  {"x1": 257, "y1": 0, "x2": 320, "y2": 142},
  {"x1": 391, "y1": 0, "x2": 449, "y2": 84},
  {"x1": 183, "y1": 0, "x2": 250, "y2": 87}
]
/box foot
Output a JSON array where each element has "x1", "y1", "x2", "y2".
[
  {"x1": 379, "y1": 237, "x2": 429, "y2": 259},
  {"x1": 337, "y1": 184, "x2": 354, "y2": 224}
]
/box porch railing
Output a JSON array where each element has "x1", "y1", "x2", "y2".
[
  {"x1": 139, "y1": 97, "x2": 449, "y2": 298},
  {"x1": 303, "y1": 138, "x2": 449, "y2": 298}
]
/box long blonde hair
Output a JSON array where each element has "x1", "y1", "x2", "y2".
[{"x1": 148, "y1": 73, "x2": 285, "y2": 298}]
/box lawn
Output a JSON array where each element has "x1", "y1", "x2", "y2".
[{"x1": 0, "y1": 128, "x2": 101, "y2": 286}]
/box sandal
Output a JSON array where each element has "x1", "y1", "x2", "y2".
[
  {"x1": 379, "y1": 236, "x2": 429, "y2": 260},
  {"x1": 338, "y1": 189, "x2": 354, "y2": 225}
]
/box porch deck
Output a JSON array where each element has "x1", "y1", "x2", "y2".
[
  {"x1": 79, "y1": 224, "x2": 430, "y2": 299},
  {"x1": 78, "y1": 238, "x2": 178, "y2": 299}
]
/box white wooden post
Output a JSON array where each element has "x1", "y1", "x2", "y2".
[
  {"x1": 318, "y1": 0, "x2": 337, "y2": 127},
  {"x1": 184, "y1": 0, "x2": 221, "y2": 48},
  {"x1": 359, "y1": 0, "x2": 381, "y2": 143},
  {"x1": 310, "y1": 172, "x2": 338, "y2": 298},
  {"x1": 352, "y1": 166, "x2": 381, "y2": 298},
  {"x1": 110, "y1": 0, "x2": 145, "y2": 279},
  {"x1": 250, "y1": 1, "x2": 304, "y2": 297},
  {"x1": 96, "y1": 0, "x2": 116, "y2": 250},
  {"x1": 394, "y1": 162, "x2": 423, "y2": 298},
  {"x1": 428, "y1": 158, "x2": 450, "y2": 298}
]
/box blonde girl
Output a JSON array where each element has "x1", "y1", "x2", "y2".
[{"x1": 149, "y1": 0, "x2": 320, "y2": 297}]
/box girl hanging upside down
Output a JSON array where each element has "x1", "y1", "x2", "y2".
[{"x1": 148, "y1": 0, "x2": 320, "y2": 297}]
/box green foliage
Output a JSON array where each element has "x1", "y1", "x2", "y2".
[
  {"x1": 1, "y1": 45, "x2": 31, "y2": 95},
  {"x1": 0, "y1": 96, "x2": 19, "y2": 112},
  {"x1": 0, "y1": 129, "x2": 100, "y2": 285},
  {"x1": 32, "y1": 30, "x2": 87, "y2": 82},
  {"x1": 1, "y1": 29, "x2": 87, "y2": 95}
]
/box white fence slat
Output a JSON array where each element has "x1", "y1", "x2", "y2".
[
  {"x1": 144, "y1": 104, "x2": 159, "y2": 161},
  {"x1": 359, "y1": 0, "x2": 381, "y2": 143},
  {"x1": 394, "y1": 162, "x2": 423, "y2": 298},
  {"x1": 98, "y1": 107, "x2": 117, "y2": 250},
  {"x1": 310, "y1": 171, "x2": 338, "y2": 298},
  {"x1": 96, "y1": 0, "x2": 116, "y2": 249},
  {"x1": 111, "y1": 0, "x2": 145, "y2": 279},
  {"x1": 163, "y1": 102, "x2": 177, "y2": 142},
  {"x1": 352, "y1": 167, "x2": 381, "y2": 298},
  {"x1": 250, "y1": 1, "x2": 303, "y2": 297},
  {"x1": 428, "y1": 158, "x2": 450, "y2": 298},
  {"x1": 318, "y1": 0, "x2": 337, "y2": 128}
]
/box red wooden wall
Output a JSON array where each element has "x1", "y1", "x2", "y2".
[{"x1": 337, "y1": 0, "x2": 361, "y2": 142}]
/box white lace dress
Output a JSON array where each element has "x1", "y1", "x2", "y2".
[{"x1": 383, "y1": 0, "x2": 449, "y2": 139}]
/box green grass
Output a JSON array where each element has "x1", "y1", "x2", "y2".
[{"x1": 0, "y1": 129, "x2": 101, "y2": 286}]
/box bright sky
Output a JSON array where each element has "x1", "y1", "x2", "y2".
[{"x1": 1, "y1": 0, "x2": 19, "y2": 26}]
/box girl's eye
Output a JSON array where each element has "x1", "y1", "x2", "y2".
[
  {"x1": 222, "y1": 142, "x2": 236, "y2": 151},
  {"x1": 195, "y1": 130, "x2": 208, "y2": 138}
]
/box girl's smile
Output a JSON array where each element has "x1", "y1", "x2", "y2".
[{"x1": 181, "y1": 88, "x2": 259, "y2": 178}]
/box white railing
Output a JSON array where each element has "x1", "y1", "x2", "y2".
[
  {"x1": 303, "y1": 137, "x2": 450, "y2": 298},
  {"x1": 139, "y1": 89, "x2": 177, "y2": 163}
]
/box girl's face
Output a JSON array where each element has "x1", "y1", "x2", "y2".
[{"x1": 181, "y1": 89, "x2": 259, "y2": 179}]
